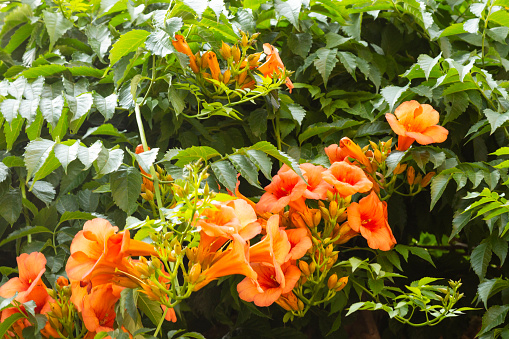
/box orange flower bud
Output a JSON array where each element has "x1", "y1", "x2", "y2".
[
  {"x1": 298, "y1": 261, "x2": 311, "y2": 277},
  {"x1": 421, "y1": 172, "x2": 435, "y2": 187},
  {"x1": 232, "y1": 46, "x2": 241, "y2": 62},
  {"x1": 219, "y1": 42, "x2": 231, "y2": 59},
  {"x1": 384, "y1": 138, "x2": 393, "y2": 150},
  {"x1": 336, "y1": 276, "x2": 349, "y2": 291},
  {"x1": 374, "y1": 149, "x2": 383, "y2": 163},
  {"x1": 241, "y1": 32, "x2": 249, "y2": 47},
  {"x1": 325, "y1": 244, "x2": 334, "y2": 257},
  {"x1": 57, "y1": 276, "x2": 69, "y2": 288},
  {"x1": 329, "y1": 200, "x2": 338, "y2": 219},
  {"x1": 407, "y1": 166, "x2": 415, "y2": 185},
  {"x1": 414, "y1": 173, "x2": 422, "y2": 185},
  {"x1": 313, "y1": 210, "x2": 322, "y2": 227},
  {"x1": 248, "y1": 52, "x2": 262, "y2": 67},
  {"x1": 291, "y1": 212, "x2": 307, "y2": 229},
  {"x1": 188, "y1": 263, "x2": 201, "y2": 284},
  {"x1": 223, "y1": 69, "x2": 231, "y2": 84},
  {"x1": 308, "y1": 262, "x2": 316, "y2": 275},
  {"x1": 327, "y1": 274, "x2": 338, "y2": 290},
  {"x1": 393, "y1": 163, "x2": 407, "y2": 175}
]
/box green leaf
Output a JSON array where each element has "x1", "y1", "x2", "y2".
[
  {"x1": 30, "y1": 181, "x2": 56, "y2": 205},
  {"x1": 0, "y1": 99, "x2": 21, "y2": 124},
  {"x1": 85, "y1": 24, "x2": 112, "y2": 62},
  {"x1": 491, "y1": 235, "x2": 508, "y2": 266},
  {"x1": 93, "y1": 93, "x2": 118, "y2": 121},
  {"x1": 430, "y1": 173, "x2": 451, "y2": 210},
  {"x1": 471, "y1": 240, "x2": 492, "y2": 280},
  {"x1": 0, "y1": 163, "x2": 8, "y2": 183},
  {"x1": 478, "y1": 305, "x2": 509, "y2": 336},
  {"x1": 0, "y1": 225, "x2": 52, "y2": 247},
  {"x1": 110, "y1": 165, "x2": 142, "y2": 215},
  {"x1": 168, "y1": 86, "x2": 186, "y2": 116},
  {"x1": 121, "y1": 288, "x2": 138, "y2": 321},
  {"x1": 443, "y1": 91, "x2": 469, "y2": 124},
  {"x1": 228, "y1": 154, "x2": 261, "y2": 189},
  {"x1": 24, "y1": 139, "x2": 56, "y2": 181},
  {"x1": 417, "y1": 53, "x2": 442, "y2": 80},
  {"x1": 381, "y1": 84, "x2": 410, "y2": 112},
  {"x1": 337, "y1": 51, "x2": 357, "y2": 79},
  {"x1": 484, "y1": 109, "x2": 509, "y2": 134},
  {"x1": 407, "y1": 247, "x2": 435, "y2": 267},
  {"x1": 248, "y1": 141, "x2": 302, "y2": 180},
  {"x1": 287, "y1": 33, "x2": 312, "y2": 58},
  {"x1": 42, "y1": 10, "x2": 73, "y2": 52},
  {"x1": 40, "y1": 95, "x2": 64, "y2": 128},
  {"x1": 489, "y1": 8, "x2": 509, "y2": 28},
  {"x1": 59, "y1": 211, "x2": 96, "y2": 225},
  {"x1": 385, "y1": 150, "x2": 407, "y2": 176},
  {"x1": 4, "y1": 24, "x2": 32, "y2": 54},
  {"x1": 478, "y1": 278, "x2": 509, "y2": 309},
  {"x1": 78, "y1": 140, "x2": 103, "y2": 170},
  {"x1": 169, "y1": 146, "x2": 220, "y2": 167},
  {"x1": 298, "y1": 119, "x2": 361, "y2": 144},
  {"x1": 4, "y1": 116, "x2": 24, "y2": 151},
  {"x1": 145, "y1": 29, "x2": 174, "y2": 57},
  {"x1": 313, "y1": 48, "x2": 338, "y2": 86},
  {"x1": 109, "y1": 29, "x2": 150, "y2": 67},
  {"x1": 0, "y1": 313, "x2": 25, "y2": 338},
  {"x1": 134, "y1": 148, "x2": 159, "y2": 174},
  {"x1": 211, "y1": 160, "x2": 238, "y2": 193},
  {"x1": 95, "y1": 147, "x2": 124, "y2": 176},
  {"x1": 20, "y1": 65, "x2": 67, "y2": 79},
  {"x1": 0, "y1": 188, "x2": 22, "y2": 225},
  {"x1": 274, "y1": 0, "x2": 302, "y2": 28},
  {"x1": 137, "y1": 293, "x2": 162, "y2": 326},
  {"x1": 54, "y1": 141, "x2": 79, "y2": 173},
  {"x1": 245, "y1": 149, "x2": 272, "y2": 180}
]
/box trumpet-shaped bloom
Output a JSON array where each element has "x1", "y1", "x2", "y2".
[
  {"x1": 237, "y1": 261, "x2": 301, "y2": 307},
  {"x1": 256, "y1": 168, "x2": 307, "y2": 214},
  {"x1": 324, "y1": 143, "x2": 349, "y2": 164},
  {"x1": 299, "y1": 163, "x2": 332, "y2": 200},
  {"x1": 347, "y1": 191, "x2": 396, "y2": 251},
  {"x1": 66, "y1": 218, "x2": 156, "y2": 283},
  {"x1": 257, "y1": 43, "x2": 294, "y2": 92},
  {"x1": 339, "y1": 137, "x2": 374, "y2": 173},
  {"x1": 172, "y1": 35, "x2": 199, "y2": 73},
  {"x1": 82, "y1": 284, "x2": 119, "y2": 333},
  {"x1": 322, "y1": 161, "x2": 373, "y2": 197},
  {"x1": 194, "y1": 234, "x2": 258, "y2": 291},
  {"x1": 385, "y1": 100, "x2": 449, "y2": 151},
  {"x1": 202, "y1": 51, "x2": 221, "y2": 80}
]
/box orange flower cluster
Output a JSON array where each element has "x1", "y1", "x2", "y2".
[
  {"x1": 385, "y1": 100, "x2": 449, "y2": 151},
  {"x1": 171, "y1": 32, "x2": 293, "y2": 92},
  {"x1": 0, "y1": 252, "x2": 58, "y2": 338},
  {"x1": 64, "y1": 218, "x2": 162, "y2": 337}
]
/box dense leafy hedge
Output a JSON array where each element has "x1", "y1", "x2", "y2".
[{"x1": 1, "y1": 0, "x2": 509, "y2": 338}]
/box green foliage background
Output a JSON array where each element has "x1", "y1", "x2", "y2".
[{"x1": 1, "y1": 0, "x2": 509, "y2": 337}]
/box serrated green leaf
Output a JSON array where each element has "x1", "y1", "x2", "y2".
[
  {"x1": 484, "y1": 109, "x2": 509, "y2": 134},
  {"x1": 211, "y1": 160, "x2": 238, "y2": 193},
  {"x1": 443, "y1": 91, "x2": 469, "y2": 124},
  {"x1": 248, "y1": 141, "x2": 302, "y2": 179},
  {"x1": 4, "y1": 116, "x2": 24, "y2": 151},
  {"x1": 471, "y1": 240, "x2": 492, "y2": 280},
  {"x1": 287, "y1": 32, "x2": 312, "y2": 58},
  {"x1": 407, "y1": 247, "x2": 435, "y2": 267},
  {"x1": 29, "y1": 180, "x2": 55, "y2": 205},
  {"x1": 78, "y1": 140, "x2": 103, "y2": 170},
  {"x1": 478, "y1": 305, "x2": 509, "y2": 336},
  {"x1": 298, "y1": 119, "x2": 361, "y2": 144},
  {"x1": 228, "y1": 154, "x2": 261, "y2": 189},
  {"x1": 245, "y1": 149, "x2": 272, "y2": 180},
  {"x1": 0, "y1": 99, "x2": 21, "y2": 124},
  {"x1": 381, "y1": 84, "x2": 410, "y2": 112},
  {"x1": 110, "y1": 165, "x2": 142, "y2": 215},
  {"x1": 109, "y1": 29, "x2": 150, "y2": 67},
  {"x1": 40, "y1": 95, "x2": 64, "y2": 128},
  {"x1": 417, "y1": 53, "x2": 442, "y2": 81},
  {"x1": 274, "y1": 0, "x2": 301, "y2": 28},
  {"x1": 0, "y1": 188, "x2": 22, "y2": 225},
  {"x1": 0, "y1": 225, "x2": 52, "y2": 247},
  {"x1": 430, "y1": 173, "x2": 451, "y2": 210},
  {"x1": 24, "y1": 139, "x2": 55, "y2": 181},
  {"x1": 137, "y1": 293, "x2": 162, "y2": 326},
  {"x1": 313, "y1": 48, "x2": 338, "y2": 86},
  {"x1": 478, "y1": 279, "x2": 509, "y2": 309},
  {"x1": 59, "y1": 211, "x2": 96, "y2": 225},
  {"x1": 93, "y1": 93, "x2": 118, "y2": 121},
  {"x1": 43, "y1": 10, "x2": 73, "y2": 52},
  {"x1": 134, "y1": 148, "x2": 159, "y2": 174},
  {"x1": 169, "y1": 146, "x2": 220, "y2": 167},
  {"x1": 337, "y1": 51, "x2": 357, "y2": 79},
  {"x1": 96, "y1": 147, "x2": 124, "y2": 176}
]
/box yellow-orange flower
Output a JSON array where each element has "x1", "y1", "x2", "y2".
[
  {"x1": 82, "y1": 284, "x2": 119, "y2": 333},
  {"x1": 202, "y1": 51, "x2": 221, "y2": 81},
  {"x1": 172, "y1": 35, "x2": 199, "y2": 73},
  {"x1": 346, "y1": 191, "x2": 396, "y2": 251},
  {"x1": 322, "y1": 161, "x2": 373, "y2": 197},
  {"x1": 257, "y1": 43, "x2": 294, "y2": 92},
  {"x1": 385, "y1": 100, "x2": 449, "y2": 151}
]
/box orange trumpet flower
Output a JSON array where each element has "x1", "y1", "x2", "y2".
[
  {"x1": 81, "y1": 284, "x2": 119, "y2": 333},
  {"x1": 172, "y1": 34, "x2": 199, "y2": 73},
  {"x1": 322, "y1": 161, "x2": 373, "y2": 197},
  {"x1": 339, "y1": 137, "x2": 374, "y2": 173},
  {"x1": 385, "y1": 100, "x2": 449, "y2": 151},
  {"x1": 346, "y1": 191, "x2": 396, "y2": 251},
  {"x1": 257, "y1": 43, "x2": 294, "y2": 92},
  {"x1": 202, "y1": 51, "x2": 221, "y2": 81}
]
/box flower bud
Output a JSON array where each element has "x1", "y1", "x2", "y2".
[
  {"x1": 325, "y1": 244, "x2": 334, "y2": 257},
  {"x1": 414, "y1": 173, "x2": 422, "y2": 185},
  {"x1": 374, "y1": 149, "x2": 382, "y2": 163},
  {"x1": 335, "y1": 276, "x2": 348, "y2": 291},
  {"x1": 384, "y1": 138, "x2": 392, "y2": 150},
  {"x1": 186, "y1": 247, "x2": 197, "y2": 262},
  {"x1": 326, "y1": 190, "x2": 334, "y2": 201},
  {"x1": 329, "y1": 201, "x2": 338, "y2": 219},
  {"x1": 407, "y1": 166, "x2": 415, "y2": 185},
  {"x1": 327, "y1": 274, "x2": 338, "y2": 290},
  {"x1": 421, "y1": 172, "x2": 435, "y2": 187},
  {"x1": 56, "y1": 276, "x2": 69, "y2": 288},
  {"x1": 232, "y1": 46, "x2": 241, "y2": 62},
  {"x1": 308, "y1": 262, "x2": 316, "y2": 275},
  {"x1": 219, "y1": 42, "x2": 231, "y2": 59},
  {"x1": 188, "y1": 263, "x2": 202, "y2": 284},
  {"x1": 223, "y1": 69, "x2": 231, "y2": 84},
  {"x1": 313, "y1": 210, "x2": 322, "y2": 227},
  {"x1": 298, "y1": 261, "x2": 311, "y2": 277},
  {"x1": 241, "y1": 32, "x2": 249, "y2": 47},
  {"x1": 393, "y1": 163, "x2": 407, "y2": 175}
]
